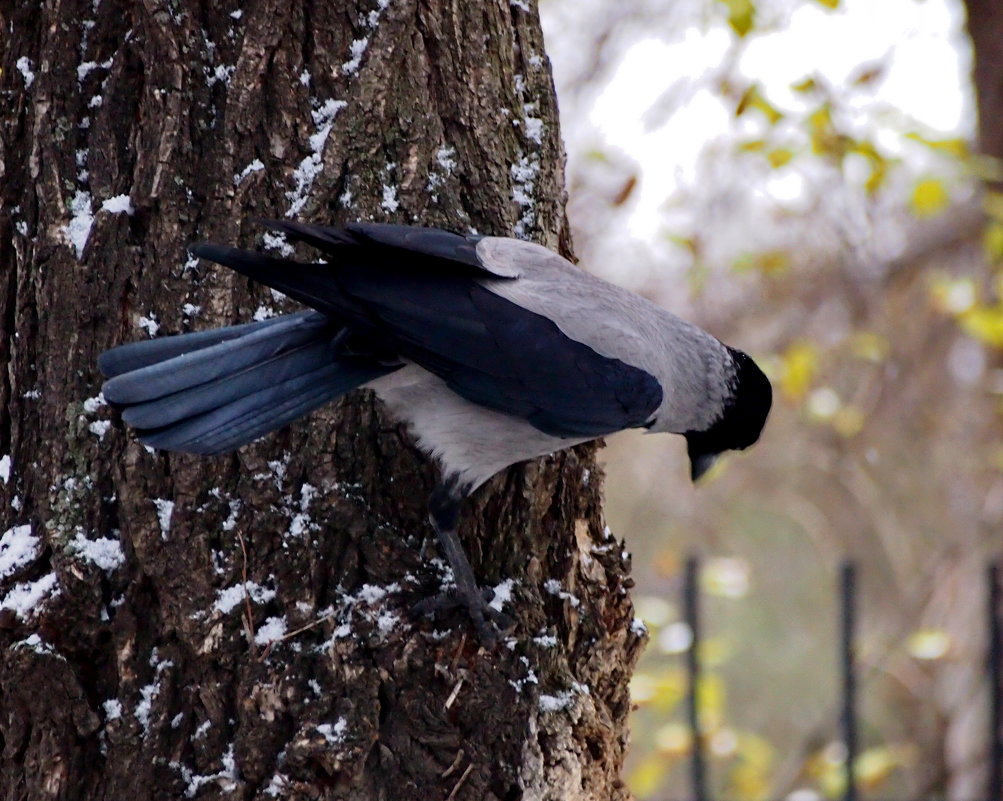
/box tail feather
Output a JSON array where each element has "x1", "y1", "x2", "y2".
[
  {"x1": 136, "y1": 361, "x2": 385, "y2": 454},
  {"x1": 98, "y1": 314, "x2": 298, "y2": 378},
  {"x1": 121, "y1": 338, "x2": 336, "y2": 429},
  {"x1": 102, "y1": 312, "x2": 332, "y2": 405},
  {"x1": 100, "y1": 311, "x2": 397, "y2": 455}
]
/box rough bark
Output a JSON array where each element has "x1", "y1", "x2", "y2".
[{"x1": 0, "y1": 1, "x2": 645, "y2": 799}]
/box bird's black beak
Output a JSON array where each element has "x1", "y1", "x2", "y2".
[{"x1": 690, "y1": 452, "x2": 718, "y2": 482}]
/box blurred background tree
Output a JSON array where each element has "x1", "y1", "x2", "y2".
[{"x1": 539, "y1": 0, "x2": 1002, "y2": 798}]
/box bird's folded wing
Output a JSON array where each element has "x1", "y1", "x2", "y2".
[
  {"x1": 190, "y1": 231, "x2": 662, "y2": 438},
  {"x1": 259, "y1": 219, "x2": 519, "y2": 277}
]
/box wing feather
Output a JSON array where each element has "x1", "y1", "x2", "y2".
[{"x1": 191, "y1": 225, "x2": 662, "y2": 437}]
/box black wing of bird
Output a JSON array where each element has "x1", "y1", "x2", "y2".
[{"x1": 190, "y1": 221, "x2": 661, "y2": 438}]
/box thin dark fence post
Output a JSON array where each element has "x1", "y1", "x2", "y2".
[
  {"x1": 684, "y1": 555, "x2": 708, "y2": 801},
  {"x1": 990, "y1": 560, "x2": 1002, "y2": 801},
  {"x1": 840, "y1": 560, "x2": 858, "y2": 801}
]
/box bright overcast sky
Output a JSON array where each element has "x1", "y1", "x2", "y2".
[{"x1": 547, "y1": 0, "x2": 974, "y2": 243}]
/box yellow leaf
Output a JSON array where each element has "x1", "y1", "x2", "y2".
[
  {"x1": 697, "y1": 672, "x2": 726, "y2": 731},
  {"x1": 857, "y1": 745, "x2": 904, "y2": 790},
  {"x1": 910, "y1": 177, "x2": 950, "y2": 217},
  {"x1": 851, "y1": 140, "x2": 883, "y2": 161},
  {"x1": 767, "y1": 148, "x2": 794, "y2": 168},
  {"x1": 736, "y1": 85, "x2": 783, "y2": 125},
  {"x1": 628, "y1": 752, "x2": 672, "y2": 798},
  {"x1": 904, "y1": 132, "x2": 968, "y2": 159},
  {"x1": 630, "y1": 669, "x2": 686, "y2": 710},
  {"x1": 985, "y1": 190, "x2": 1003, "y2": 222},
  {"x1": 727, "y1": 734, "x2": 776, "y2": 800},
  {"x1": 864, "y1": 160, "x2": 889, "y2": 195},
  {"x1": 808, "y1": 105, "x2": 843, "y2": 158},
  {"x1": 791, "y1": 76, "x2": 818, "y2": 94},
  {"x1": 734, "y1": 250, "x2": 790, "y2": 275},
  {"x1": 719, "y1": 0, "x2": 756, "y2": 37},
  {"x1": 779, "y1": 341, "x2": 818, "y2": 401},
  {"x1": 960, "y1": 305, "x2": 1003, "y2": 347},
  {"x1": 984, "y1": 221, "x2": 1003, "y2": 263}
]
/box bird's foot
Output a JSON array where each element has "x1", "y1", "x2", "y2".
[{"x1": 411, "y1": 586, "x2": 514, "y2": 647}]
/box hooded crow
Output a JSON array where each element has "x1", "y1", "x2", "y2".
[{"x1": 99, "y1": 220, "x2": 771, "y2": 643}]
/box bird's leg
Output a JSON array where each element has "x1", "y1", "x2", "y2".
[{"x1": 413, "y1": 481, "x2": 512, "y2": 646}]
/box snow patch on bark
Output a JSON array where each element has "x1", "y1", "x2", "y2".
[
  {"x1": 542, "y1": 578, "x2": 580, "y2": 608},
  {"x1": 286, "y1": 98, "x2": 347, "y2": 217},
  {"x1": 15, "y1": 57, "x2": 35, "y2": 88},
  {"x1": 1, "y1": 573, "x2": 60, "y2": 620},
  {"x1": 65, "y1": 190, "x2": 94, "y2": 259},
  {"x1": 100, "y1": 194, "x2": 134, "y2": 214},
  {"x1": 489, "y1": 578, "x2": 516, "y2": 611},
  {"x1": 341, "y1": 38, "x2": 369, "y2": 76},
  {"x1": 88, "y1": 419, "x2": 111, "y2": 438},
  {"x1": 316, "y1": 717, "x2": 347, "y2": 743},
  {"x1": 77, "y1": 57, "x2": 112, "y2": 83},
  {"x1": 152, "y1": 498, "x2": 174, "y2": 538},
  {"x1": 234, "y1": 158, "x2": 265, "y2": 186},
  {"x1": 254, "y1": 615, "x2": 287, "y2": 645},
  {"x1": 15, "y1": 633, "x2": 62, "y2": 658},
  {"x1": 83, "y1": 394, "x2": 107, "y2": 413},
  {"x1": 135, "y1": 653, "x2": 173, "y2": 733},
  {"x1": 171, "y1": 743, "x2": 237, "y2": 797},
  {"x1": 70, "y1": 533, "x2": 125, "y2": 572},
  {"x1": 1, "y1": 525, "x2": 40, "y2": 579},
  {"x1": 214, "y1": 580, "x2": 276, "y2": 614},
  {"x1": 137, "y1": 314, "x2": 160, "y2": 337}
]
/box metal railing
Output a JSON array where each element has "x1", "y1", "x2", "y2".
[{"x1": 679, "y1": 556, "x2": 1003, "y2": 801}]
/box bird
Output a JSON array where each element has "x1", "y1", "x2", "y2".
[{"x1": 99, "y1": 220, "x2": 772, "y2": 644}]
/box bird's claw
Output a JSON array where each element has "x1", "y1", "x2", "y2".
[{"x1": 411, "y1": 586, "x2": 514, "y2": 647}]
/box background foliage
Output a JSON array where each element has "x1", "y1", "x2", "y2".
[{"x1": 540, "y1": 0, "x2": 998, "y2": 797}]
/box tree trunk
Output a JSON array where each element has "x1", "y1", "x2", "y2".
[
  {"x1": 966, "y1": 0, "x2": 1003, "y2": 164},
  {"x1": 958, "y1": 4, "x2": 1003, "y2": 799},
  {"x1": 0, "y1": 1, "x2": 644, "y2": 799}
]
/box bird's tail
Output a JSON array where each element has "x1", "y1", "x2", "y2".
[{"x1": 99, "y1": 311, "x2": 394, "y2": 454}]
